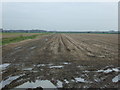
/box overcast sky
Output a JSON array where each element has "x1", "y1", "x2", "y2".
[{"x1": 2, "y1": 2, "x2": 118, "y2": 31}]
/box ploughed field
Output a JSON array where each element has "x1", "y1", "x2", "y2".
[{"x1": 1, "y1": 33, "x2": 119, "y2": 89}]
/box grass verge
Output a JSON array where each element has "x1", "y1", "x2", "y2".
[{"x1": 2, "y1": 35, "x2": 38, "y2": 45}]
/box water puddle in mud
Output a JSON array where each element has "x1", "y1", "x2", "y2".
[
  {"x1": 22, "y1": 68, "x2": 33, "y2": 71},
  {"x1": 77, "y1": 66, "x2": 84, "y2": 68},
  {"x1": 1, "y1": 63, "x2": 119, "y2": 89},
  {"x1": 94, "y1": 78, "x2": 101, "y2": 82},
  {"x1": 79, "y1": 66, "x2": 119, "y2": 73},
  {"x1": 35, "y1": 64, "x2": 46, "y2": 67},
  {"x1": 64, "y1": 79, "x2": 69, "y2": 84},
  {"x1": 84, "y1": 70, "x2": 90, "y2": 72},
  {"x1": 15, "y1": 80, "x2": 57, "y2": 89},
  {"x1": 49, "y1": 66, "x2": 64, "y2": 69},
  {"x1": 97, "y1": 69, "x2": 112, "y2": 73},
  {"x1": 112, "y1": 74, "x2": 120, "y2": 83},
  {"x1": 62, "y1": 62, "x2": 71, "y2": 65},
  {"x1": 45, "y1": 39, "x2": 48, "y2": 41},
  {"x1": 96, "y1": 68, "x2": 119, "y2": 73},
  {"x1": 0, "y1": 75, "x2": 23, "y2": 88},
  {"x1": 112, "y1": 68, "x2": 119, "y2": 72},
  {"x1": 0, "y1": 63, "x2": 10, "y2": 70},
  {"x1": 75, "y1": 77, "x2": 86, "y2": 83},
  {"x1": 57, "y1": 80, "x2": 63, "y2": 88}
]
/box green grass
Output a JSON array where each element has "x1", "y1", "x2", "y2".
[
  {"x1": 0, "y1": 40, "x2": 2, "y2": 45},
  {"x1": 2, "y1": 35, "x2": 39, "y2": 45}
]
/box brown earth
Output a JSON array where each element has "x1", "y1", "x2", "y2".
[{"x1": 1, "y1": 33, "x2": 119, "y2": 89}]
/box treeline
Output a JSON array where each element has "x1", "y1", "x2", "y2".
[
  {"x1": 0, "y1": 29, "x2": 119, "y2": 34},
  {"x1": 1, "y1": 30, "x2": 47, "y2": 33}
]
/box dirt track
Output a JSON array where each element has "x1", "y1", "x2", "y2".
[{"x1": 1, "y1": 34, "x2": 119, "y2": 89}]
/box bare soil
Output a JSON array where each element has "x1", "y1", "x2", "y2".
[{"x1": 1, "y1": 34, "x2": 119, "y2": 89}]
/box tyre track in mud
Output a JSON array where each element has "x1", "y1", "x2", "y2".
[
  {"x1": 2, "y1": 33, "x2": 118, "y2": 64},
  {"x1": 60, "y1": 34, "x2": 87, "y2": 59},
  {"x1": 63, "y1": 34, "x2": 94, "y2": 57},
  {"x1": 2, "y1": 34, "x2": 55, "y2": 63},
  {"x1": 62, "y1": 34, "x2": 108, "y2": 59},
  {"x1": 67, "y1": 34, "x2": 118, "y2": 60},
  {"x1": 65, "y1": 34, "x2": 105, "y2": 58},
  {"x1": 67, "y1": 34, "x2": 118, "y2": 52}
]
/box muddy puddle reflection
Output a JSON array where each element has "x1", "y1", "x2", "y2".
[
  {"x1": 0, "y1": 62, "x2": 120, "y2": 89},
  {"x1": 15, "y1": 80, "x2": 57, "y2": 89}
]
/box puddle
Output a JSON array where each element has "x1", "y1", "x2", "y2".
[
  {"x1": 22, "y1": 68, "x2": 33, "y2": 71},
  {"x1": 83, "y1": 85, "x2": 90, "y2": 88},
  {"x1": 49, "y1": 66, "x2": 64, "y2": 69},
  {"x1": 75, "y1": 77, "x2": 86, "y2": 83},
  {"x1": 30, "y1": 46, "x2": 36, "y2": 50},
  {"x1": 81, "y1": 67, "x2": 119, "y2": 74},
  {"x1": 94, "y1": 78, "x2": 101, "y2": 82},
  {"x1": 15, "y1": 80, "x2": 57, "y2": 89},
  {"x1": 84, "y1": 70, "x2": 90, "y2": 73},
  {"x1": 57, "y1": 80, "x2": 63, "y2": 88},
  {"x1": 77, "y1": 66, "x2": 89, "y2": 70},
  {"x1": 41, "y1": 69, "x2": 43, "y2": 71},
  {"x1": 64, "y1": 79, "x2": 69, "y2": 84},
  {"x1": 36, "y1": 64, "x2": 46, "y2": 67},
  {"x1": 63, "y1": 62, "x2": 70, "y2": 65},
  {"x1": 112, "y1": 74, "x2": 120, "y2": 83},
  {"x1": 97, "y1": 69, "x2": 112, "y2": 73},
  {"x1": 77, "y1": 66, "x2": 84, "y2": 68},
  {"x1": 0, "y1": 63, "x2": 10, "y2": 70},
  {"x1": 112, "y1": 68, "x2": 119, "y2": 72},
  {"x1": 32, "y1": 71, "x2": 38, "y2": 73},
  {"x1": 45, "y1": 39, "x2": 48, "y2": 41},
  {"x1": 97, "y1": 68, "x2": 119, "y2": 73},
  {"x1": 0, "y1": 75, "x2": 22, "y2": 88},
  {"x1": 71, "y1": 79, "x2": 75, "y2": 82}
]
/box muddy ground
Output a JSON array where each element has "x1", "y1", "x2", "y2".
[{"x1": 1, "y1": 33, "x2": 119, "y2": 89}]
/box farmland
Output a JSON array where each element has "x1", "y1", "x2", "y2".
[
  {"x1": 1, "y1": 33, "x2": 48, "y2": 45},
  {"x1": 0, "y1": 33, "x2": 119, "y2": 89}
]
